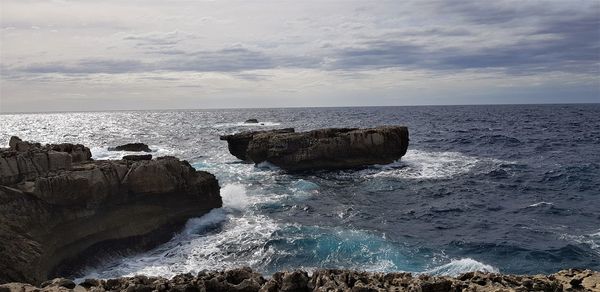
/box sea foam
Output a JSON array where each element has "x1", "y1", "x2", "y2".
[{"x1": 425, "y1": 258, "x2": 499, "y2": 276}]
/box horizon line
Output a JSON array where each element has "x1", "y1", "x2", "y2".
[{"x1": 1, "y1": 101, "x2": 598, "y2": 115}]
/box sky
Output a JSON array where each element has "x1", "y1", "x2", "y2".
[{"x1": 0, "y1": 0, "x2": 599, "y2": 112}]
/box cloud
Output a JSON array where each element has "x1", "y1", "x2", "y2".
[
  {"x1": 1, "y1": 0, "x2": 598, "y2": 111},
  {"x1": 8, "y1": 47, "x2": 321, "y2": 76},
  {"x1": 328, "y1": 5, "x2": 600, "y2": 75},
  {"x1": 19, "y1": 59, "x2": 147, "y2": 74}
]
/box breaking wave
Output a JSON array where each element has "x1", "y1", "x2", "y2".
[
  {"x1": 425, "y1": 258, "x2": 499, "y2": 276},
  {"x1": 367, "y1": 149, "x2": 507, "y2": 179}
]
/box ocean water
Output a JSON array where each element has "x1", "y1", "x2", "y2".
[{"x1": 1, "y1": 104, "x2": 599, "y2": 278}]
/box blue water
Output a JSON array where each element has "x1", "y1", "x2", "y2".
[{"x1": 1, "y1": 104, "x2": 598, "y2": 277}]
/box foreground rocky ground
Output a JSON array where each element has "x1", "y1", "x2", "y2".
[
  {"x1": 220, "y1": 126, "x2": 409, "y2": 171},
  {"x1": 0, "y1": 137, "x2": 221, "y2": 284},
  {"x1": 0, "y1": 268, "x2": 598, "y2": 292}
]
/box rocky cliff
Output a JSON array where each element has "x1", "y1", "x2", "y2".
[
  {"x1": 1, "y1": 268, "x2": 597, "y2": 292},
  {"x1": 0, "y1": 137, "x2": 221, "y2": 284},
  {"x1": 220, "y1": 126, "x2": 409, "y2": 171}
]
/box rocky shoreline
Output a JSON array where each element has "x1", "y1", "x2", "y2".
[
  {"x1": 0, "y1": 137, "x2": 221, "y2": 284},
  {"x1": 1, "y1": 133, "x2": 598, "y2": 291},
  {"x1": 1, "y1": 268, "x2": 598, "y2": 291}
]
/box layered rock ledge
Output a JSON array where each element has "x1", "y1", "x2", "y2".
[
  {"x1": 220, "y1": 126, "x2": 409, "y2": 171},
  {"x1": 0, "y1": 137, "x2": 221, "y2": 284},
  {"x1": 1, "y1": 268, "x2": 598, "y2": 292}
]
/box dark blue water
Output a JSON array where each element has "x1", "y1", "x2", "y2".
[{"x1": 1, "y1": 104, "x2": 599, "y2": 277}]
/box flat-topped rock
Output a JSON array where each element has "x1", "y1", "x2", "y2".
[
  {"x1": 0, "y1": 138, "x2": 221, "y2": 284},
  {"x1": 220, "y1": 126, "x2": 409, "y2": 171},
  {"x1": 109, "y1": 143, "x2": 151, "y2": 152}
]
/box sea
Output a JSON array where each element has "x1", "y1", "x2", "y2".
[{"x1": 1, "y1": 104, "x2": 599, "y2": 278}]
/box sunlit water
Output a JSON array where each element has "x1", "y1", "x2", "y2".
[{"x1": 1, "y1": 105, "x2": 598, "y2": 278}]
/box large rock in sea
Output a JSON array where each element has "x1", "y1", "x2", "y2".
[
  {"x1": 220, "y1": 126, "x2": 409, "y2": 171},
  {"x1": 0, "y1": 137, "x2": 221, "y2": 284}
]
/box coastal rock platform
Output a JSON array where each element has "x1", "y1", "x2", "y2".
[
  {"x1": 0, "y1": 137, "x2": 221, "y2": 284},
  {"x1": 1, "y1": 268, "x2": 598, "y2": 291},
  {"x1": 220, "y1": 126, "x2": 409, "y2": 171}
]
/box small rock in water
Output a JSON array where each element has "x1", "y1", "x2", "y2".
[
  {"x1": 110, "y1": 143, "x2": 152, "y2": 152},
  {"x1": 245, "y1": 119, "x2": 259, "y2": 123}
]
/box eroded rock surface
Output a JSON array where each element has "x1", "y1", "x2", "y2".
[
  {"x1": 220, "y1": 128, "x2": 295, "y2": 161},
  {"x1": 1, "y1": 268, "x2": 597, "y2": 292},
  {"x1": 0, "y1": 137, "x2": 221, "y2": 284},
  {"x1": 220, "y1": 126, "x2": 409, "y2": 171}
]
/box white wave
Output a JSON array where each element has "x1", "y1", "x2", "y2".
[
  {"x1": 368, "y1": 149, "x2": 505, "y2": 179},
  {"x1": 255, "y1": 161, "x2": 281, "y2": 171},
  {"x1": 90, "y1": 146, "x2": 178, "y2": 160},
  {"x1": 213, "y1": 121, "x2": 282, "y2": 128},
  {"x1": 78, "y1": 213, "x2": 280, "y2": 280},
  {"x1": 291, "y1": 179, "x2": 319, "y2": 192},
  {"x1": 191, "y1": 161, "x2": 211, "y2": 170},
  {"x1": 221, "y1": 183, "x2": 254, "y2": 210},
  {"x1": 528, "y1": 202, "x2": 554, "y2": 207},
  {"x1": 425, "y1": 258, "x2": 499, "y2": 276},
  {"x1": 183, "y1": 209, "x2": 228, "y2": 235},
  {"x1": 559, "y1": 230, "x2": 600, "y2": 255}
]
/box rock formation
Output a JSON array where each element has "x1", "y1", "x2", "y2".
[
  {"x1": 220, "y1": 126, "x2": 409, "y2": 171},
  {"x1": 109, "y1": 143, "x2": 151, "y2": 152},
  {"x1": 1, "y1": 268, "x2": 597, "y2": 291},
  {"x1": 245, "y1": 119, "x2": 259, "y2": 123},
  {"x1": 220, "y1": 128, "x2": 295, "y2": 161},
  {"x1": 0, "y1": 137, "x2": 221, "y2": 284}
]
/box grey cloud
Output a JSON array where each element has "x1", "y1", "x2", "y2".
[
  {"x1": 437, "y1": 1, "x2": 548, "y2": 25},
  {"x1": 444, "y1": 5, "x2": 517, "y2": 25},
  {"x1": 124, "y1": 31, "x2": 181, "y2": 44},
  {"x1": 168, "y1": 48, "x2": 275, "y2": 72},
  {"x1": 329, "y1": 41, "x2": 426, "y2": 70},
  {"x1": 11, "y1": 48, "x2": 320, "y2": 75},
  {"x1": 19, "y1": 59, "x2": 147, "y2": 74},
  {"x1": 329, "y1": 8, "x2": 600, "y2": 75},
  {"x1": 149, "y1": 49, "x2": 187, "y2": 55},
  {"x1": 161, "y1": 47, "x2": 320, "y2": 72},
  {"x1": 8, "y1": 2, "x2": 598, "y2": 78}
]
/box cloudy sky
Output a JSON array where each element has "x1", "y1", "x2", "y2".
[{"x1": 1, "y1": 0, "x2": 598, "y2": 112}]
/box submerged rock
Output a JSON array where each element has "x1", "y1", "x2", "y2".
[
  {"x1": 220, "y1": 126, "x2": 409, "y2": 171},
  {"x1": 122, "y1": 154, "x2": 152, "y2": 161},
  {"x1": 109, "y1": 143, "x2": 151, "y2": 152},
  {"x1": 2, "y1": 268, "x2": 596, "y2": 291},
  {"x1": 0, "y1": 138, "x2": 221, "y2": 284}
]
